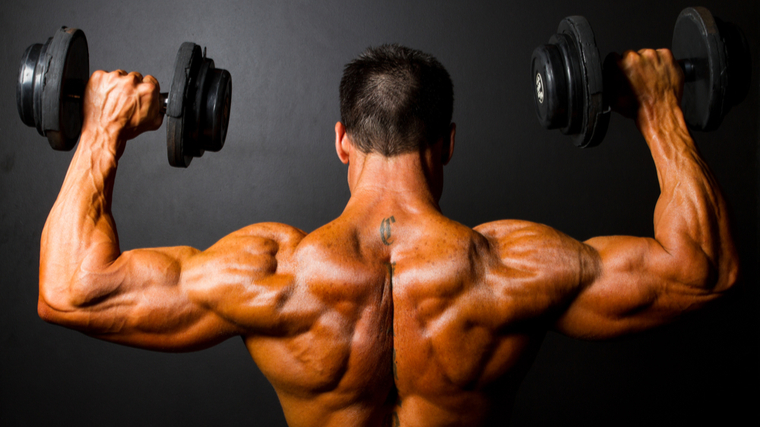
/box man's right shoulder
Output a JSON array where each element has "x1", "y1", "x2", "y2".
[
  {"x1": 227, "y1": 222, "x2": 307, "y2": 244},
  {"x1": 205, "y1": 222, "x2": 308, "y2": 262}
]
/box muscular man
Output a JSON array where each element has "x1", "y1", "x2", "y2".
[{"x1": 37, "y1": 44, "x2": 737, "y2": 426}]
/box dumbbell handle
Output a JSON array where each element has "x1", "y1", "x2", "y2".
[
  {"x1": 160, "y1": 92, "x2": 169, "y2": 115},
  {"x1": 677, "y1": 59, "x2": 696, "y2": 82}
]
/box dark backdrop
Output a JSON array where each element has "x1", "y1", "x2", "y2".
[{"x1": 1, "y1": 1, "x2": 757, "y2": 425}]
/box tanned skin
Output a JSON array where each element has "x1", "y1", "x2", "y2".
[{"x1": 38, "y1": 49, "x2": 737, "y2": 427}]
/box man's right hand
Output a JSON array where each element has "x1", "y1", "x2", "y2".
[
  {"x1": 82, "y1": 70, "x2": 163, "y2": 152},
  {"x1": 609, "y1": 48, "x2": 685, "y2": 133}
]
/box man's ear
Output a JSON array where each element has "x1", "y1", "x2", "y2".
[
  {"x1": 442, "y1": 123, "x2": 456, "y2": 165},
  {"x1": 335, "y1": 122, "x2": 350, "y2": 164}
]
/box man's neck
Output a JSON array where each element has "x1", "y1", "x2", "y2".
[{"x1": 344, "y1": 149, "x2": 444, "y2": 215}]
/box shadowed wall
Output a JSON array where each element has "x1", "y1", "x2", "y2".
[{"x1": 0, "y1": 1, "x2": 757, "y2": 425}]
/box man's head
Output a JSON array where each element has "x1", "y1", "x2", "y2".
[{"x1": 339, "y1": 44, "x2": 454, "y2": 157}]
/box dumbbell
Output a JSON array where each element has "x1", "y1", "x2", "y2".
[
  {"x1": 16, "y1": 27, "x2": 232, "y2": 167},
  {"x1": 530, "y1": 7, "x2": 751, "y2": 148}
]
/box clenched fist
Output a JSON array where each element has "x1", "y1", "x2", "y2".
[{"x1": 82, "y1": 70, "x2": 164, "y2": 143}]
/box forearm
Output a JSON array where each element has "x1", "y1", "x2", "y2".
[
  {"x1": 39, "y1": 128, "x2": 124, "y2": 310},
  {"x1": 641, "y1": 105, "x2": 737, "y2": 291}
]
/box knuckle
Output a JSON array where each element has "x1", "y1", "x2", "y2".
[
  {"x1": 659, "y1": 48, "x2": 675, "y2": 61},
  {"x1": 144, "y1": 74, "x2": 160, "y2": 86},
  {"x1": 107, "y1": 70, "x2": 126, "y2": 83},
  {"x1": 142, "y1": 83, "x2": 158, "y2": 95},
  {"x1": 621, "y1": 50, "x2": 639, "y2": 63},
  {"x1": 127, "y1": 72, "x2": 142, "y2": 83}
]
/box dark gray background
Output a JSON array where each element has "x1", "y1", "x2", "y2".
[{"x1": 1, "y1": 0, "x2": 757, "y2": 425}]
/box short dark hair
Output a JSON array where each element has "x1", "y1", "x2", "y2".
[{"x1": 339, "y1": 44, "x2": 454, "y2": 156}]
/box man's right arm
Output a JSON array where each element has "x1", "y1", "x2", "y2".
[
  {"x1": 37, "y1": 70, "x2": 310, "y2": 351},
  {"x1": 552, "y1": 49, "x2": 738, "y2": 339}
]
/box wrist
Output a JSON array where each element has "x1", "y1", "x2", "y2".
[
  {"x1": 636, "y1": 98, "x2": 690, "y2": 143},
  {"x1": 79, "y1": 126, "x2": 126, "y2": 161}
]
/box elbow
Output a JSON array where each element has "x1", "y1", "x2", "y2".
[
  {"x1": 37, "y1": 287, "x2": 94, "y2": 329},
  {"x1": 715, "y1": 249, "x2": 740, "y2": 294},
  {"x1": 678, "y1": 245, "x2": 739, "y2": 298},
  {"x1": 37, "y1": 274, "x2": 104, "y2": 326},
  {"x1": 37, "y1": 272, "x2": 68, "y2": 324},
  {"x1": 702, "y1": 244, "x2": 740, "y2": 296},
  {"x1": 38, "y1": 274, "x2": 74, "y2": 324},
  {"x1": 37, "y1": 297, "x2": 62, "y2": 324}
]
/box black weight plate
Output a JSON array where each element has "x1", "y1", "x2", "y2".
[
  {"x1": 191, "y1": 59, "x2": 213, "y2": 153},
  {"x1": 531, "y1": 43, "x2": 569, "y2": 130},
  {"x1": 17, "y1": 43, "x2": 42, "y2": 128},
  {"x1": 199, "y1": 67, "x2": 231, "y2": 152},
  {"x1": 167, "y1": 42, "x2": 202, "y2": 167},
  {"x1": 210, "y1": 68, "x2": 232, "y2": 151},
  {"x1": 33, "y1": 38, "x2": 52, "y2": 137},
  {"x1": 549, "y1": 32, "x2": 583, "y2": 136},
  {"x1": 715, "y1": 17, "x2": 751, "y2": 110},
  {"x1": 42, "y1": 27, "x2": 88, "y2": 151},
  {"x1": 557, "y1": 16, "x2": 608, "y2": 148},
  {"x1": 672, "y1": 7, "x2": 726, "y2": 131}
]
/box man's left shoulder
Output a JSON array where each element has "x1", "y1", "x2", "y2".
[{"x1": 474, "y1": 219, "x2": 556, "y2": 241}]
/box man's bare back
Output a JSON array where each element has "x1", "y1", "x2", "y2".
[
  {"x1": 36, "y1": 45, "x2": 737, "y2": 426},
  {"x1": 156, "y1": 166, "x2": 579, "y2": 425}
]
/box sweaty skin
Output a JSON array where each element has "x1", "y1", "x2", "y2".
[{"x1": 38, "y1": 50, "x2": 737, "y2": 427}]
